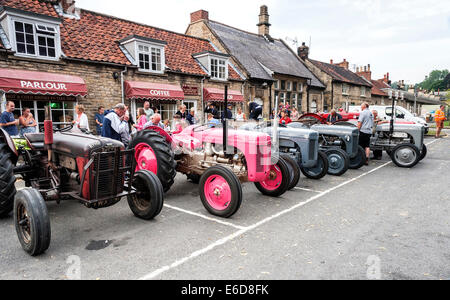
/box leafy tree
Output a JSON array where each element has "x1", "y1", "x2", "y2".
[{"x1": 418, "y1": 70, "x2": 449, "y2": 92}]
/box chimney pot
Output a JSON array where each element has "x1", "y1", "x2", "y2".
[
  {"x1": 257, "y1": 5, "x2": 271, "y2": 36},
  {"x1": 297, "y1": 42, "x2": 310, "y2": 60},
  {"x1": 191, "y1": 10, "x2": 209, "y2": 23}
]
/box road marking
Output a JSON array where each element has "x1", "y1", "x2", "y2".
[
  {"x1": 163, "y1": 204, "x2": 246, "y2": 230},
  {"x1": 294, "y1": 187, "x2": 324, "y2": 193},
  {"x1": 139, "y1": 161, "x2": 394, "y2": 280}
]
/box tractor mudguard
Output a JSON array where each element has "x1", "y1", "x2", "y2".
[
  {"x1": 0, "y1": 128, "x2": 18, "y2": 159},
  {"x1": 144, "y1": 126, "x2": 174, "y2": 146}
]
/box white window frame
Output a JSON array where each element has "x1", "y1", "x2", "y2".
[
  {"x1": 274, "y1": 80, "x2": 279, "y2": 90},
  {"x1": 342, "y1": 84, "x2": 349, "y2": 95},
  {"x1": 136, "y1": 42, "x2": 165, "y2": 74},
  {"x1": 7, "y1": 15, "x2": 61, "y2": 61},
  {"x1": 286, "y1": 81, "x2": 292, "y2": 91},
  {"x1": 299, "y1": 83, "x2": 304, "y2": 93},
  {"x1": 209, "y1": 57, "x2": 228, "y2": 81},
  {"x1": 361, "y1": 86, "x2": 366, "y2": 97}
]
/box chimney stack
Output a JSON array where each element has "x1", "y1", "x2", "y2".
[
  {"x1": 297, "y1": 42, "x2": 309, "y2": 60},
  {"x1": 356, "y1": 64, "x2": 372, "y2": 81},
  {"x1": 60, "y1": 0, "x2": 75, "y2": 14},
  {"x1": 257, "y1": 5, "x2": 271, "y2": 36},
  {"x1": 191, "y1": 10, "x2": 209, "y2": 23},
  {"x1": 336, "y1": 59, "x2": 349, "y2": 70}
]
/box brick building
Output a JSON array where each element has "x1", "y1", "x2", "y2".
[
  {"x1": 0, "y1": 0, "x2": 244, "y2": 132},
  {"x1": 298, "y1": 44, "x2": 372, "y2": 111},
  {"x1": 186, "y1": 6, "x2": 325, "y2": 117}
]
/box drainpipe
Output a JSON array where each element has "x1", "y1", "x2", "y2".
[
  {"x1": 331, "y1": 80, "x2": 334, "y2": 110},
  {"x1": 307, "y1": 78, "x2": 311, "y2": 113},
  {"x1": 201, "y1": 76, "x2": 206, "y2": 123},
  {"x1": 121, "y1": 66, "x2": 128, "y2": 104}
]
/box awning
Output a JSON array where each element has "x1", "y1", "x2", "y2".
[
  {"x1": 203, "y1": 88, "x2": 244, "y2": 102},
  {"x1": 125, "y1": 81, "x2": 185, "y2": 101},
  {"x1": 0, "y1": 68, "x2": 87, "y2": 97}
]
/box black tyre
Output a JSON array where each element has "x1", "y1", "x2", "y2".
[
  {"x1": 199, "y1": 166, "x2": 242, "y2": 218},
  {"x1": 326, "y1": 148, "x2": 350, "y2": 176},
  {"x1": 281, "y1": 155, "x2": 301, "y2": 190},
  {"x1": 349, "y1": 146, "x2": 367, "y2": 170},
  {"x1": 187, "y1": 174, "x2": 201, "y2": 184},
  {"x1": 300, "y1": 151, "x2": 329, "y2": 180},
  {"x1": 0, "y1": 143, "x2": 16, "y2": 218},
  {"x1": 14, "y1": 188, "x2": 51, "y2": 256},
  {"x1": 390, "y1": 143, "x2": 420, "y2": 168},
  {"x1": 419, "y1": 144, "x2": 427, "y2": 161},
  {"x1": 128, "y1": 170, "x2": 164, "y2": 220},
  {"x1": 255, "y1": 157, "x2": 290, "y2": 197},
  {"x1": 129, "y1": 130, "x2": 177, "y2": 193}
]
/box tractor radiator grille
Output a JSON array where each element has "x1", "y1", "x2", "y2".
[
  {"x1": 309, "y1": 141, "x2": 317, "y2": 161},
  {"x1": 89, "y1": 148, "x2": 134, "y2": 201}
]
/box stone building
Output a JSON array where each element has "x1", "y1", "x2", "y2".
[
  {"x1": 298, "y1": 44, "x2": 372, "y2": 111},
  {"x1": 186, "y1": 6, "x2": 325, "y2": 117},
  {"x1": 0, "y1": 0, "x2": 244, "y2": 132}
]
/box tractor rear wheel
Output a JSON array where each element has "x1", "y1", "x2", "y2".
[
  {"x1": 326, "y1": 148, "x2": 350, "y2": 176},
  {"x1": 0, "y1": 143, "x2": 16, "y2": 218},
  {"x1": 129, "y1": 130, "x2": 177, "y2": 193},
  {"x1": 390, "y1": 143, "x2": 420, "y2": 168},
  {"x1": 281, "y1": 155, "x2": 301, "y2": 190},
  {"x1": 128, "y1": 170, "x2": 164, "y2": 220},
  {"x1": 349, "y1": 146, "x2": 367, "y2": 170},
  {"x1": 300, "y1": 150, "x2": 329, "y2": 180},
  {"x1": 14, "y1": 188, "x2": 51, "y2": 256},
  {"x1": 255, "y1": 157, "x2": 290, "y2": 197},
  {"x1": 199, "y1": 166, "x2": 242, "y2": 218}
]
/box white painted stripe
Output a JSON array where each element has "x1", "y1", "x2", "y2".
[
  {"x1": 163, "y1": 204, "x2": 245, "y2": 230},
  {"x1": 294, "y1": 187, "x2": 324, "y2": 193},
  {"x1": 139, "y1": 161, "x2": 394, "y2": 280}
]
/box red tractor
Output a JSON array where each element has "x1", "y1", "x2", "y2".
[{"x1": 0, "y1": 116, "x2": 164, "y2": 256}]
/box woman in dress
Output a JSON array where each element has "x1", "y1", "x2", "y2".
[
  {"x1": 134, "y1": 108, "x2": 147, "y2": 131},
  {"x1": 19, "y1": 108, "x2": 37, "y2": 136},
  {"x1": 291, "y1": 107, "x2": 300, "y2": 121}
]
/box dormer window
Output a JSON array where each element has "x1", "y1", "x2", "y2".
[
  {"x1": 119, "y1": 35, "x2": 166, "y2": 74},
  {"x1": 0, "y1": 8, "x2": 62, "y2": 61},
  {"x1": 193, "y1": 51, "x2": 229, "y2": 81}
]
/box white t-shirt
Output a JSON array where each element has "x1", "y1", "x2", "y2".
[
  {"x1": 75, "y1": 113, "x2": 89, "y2": 131},
  {"x1": 236, "y1": 113, "x2": 245, "y2": 121}
]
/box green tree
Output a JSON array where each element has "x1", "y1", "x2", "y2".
[{"x1": 418, "y1": 69, "x2": 449, "y2": 92}]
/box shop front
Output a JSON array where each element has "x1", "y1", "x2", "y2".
[
  {"x1": 125, "y1": 81, "x2": 185, "y2": 122},
  {"x1": 203, "y1": 87, "x2": 245, "y2": 117},
  {"x1": 0, "y1": 68, "x2": 87, "y2": 131}
]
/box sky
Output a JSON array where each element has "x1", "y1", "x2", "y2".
[{"x1": 76, "y1": 0, "x2": 450, "y2": 84}]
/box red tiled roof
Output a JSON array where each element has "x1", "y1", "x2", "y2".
[
  {"x1": 371, "y1": 79, "x2": 390, "y2": 96},
  {"x1": 0, "y1": 0, "x2": 59, "y2": 18},
  {"x1": 310, "y1": 59, "x2": 372, "y2": 87},
  {"x1": 0, "y1": 0, "x2": 242, "y2": 80}
]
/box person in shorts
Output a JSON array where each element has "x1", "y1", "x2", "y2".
[{"x1": 357, "y1": 102, "x2": 374, "y2": 165}]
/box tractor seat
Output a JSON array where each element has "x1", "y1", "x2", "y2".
[{"x1": 23, "y1": 133, "x2": 45, "y2": 150}]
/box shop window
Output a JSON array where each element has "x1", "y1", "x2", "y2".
[{"x1": 13, "y1": 19, "x2": 59, "y2": 60}]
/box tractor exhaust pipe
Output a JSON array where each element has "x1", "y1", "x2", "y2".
[{"x1": 44, "y1": 106, "x2": 54, "y2": 162}]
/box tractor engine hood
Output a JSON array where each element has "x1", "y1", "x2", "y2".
[
  {"x1": 52, "y1": 132, "x2": 124, "y2": 158},
  {"x1": 311, "y1": 124, "x2": 359, "y2": 137}
]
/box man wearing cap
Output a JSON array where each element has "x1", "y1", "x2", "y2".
[{"x1": 102, "y1": 103, "x2": 129, "y2": 142}]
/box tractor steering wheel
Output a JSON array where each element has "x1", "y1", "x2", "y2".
[{"x1": 54, "y1": 123, "x2": 74, "y2": 133}]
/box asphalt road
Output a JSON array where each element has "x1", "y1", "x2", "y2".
[{"x1": 0, "y1": 135, "x2": 449, "y2": 280}]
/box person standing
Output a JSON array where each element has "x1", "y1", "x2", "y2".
[
  {"x1": 357, "y1": 102, "x2": 374, "y2": 165},
  {"x1": 0, "y1": 101, "x2": 19, "y2": 136},
  {"x1": 326, "y1": 109, "x2": 343, "y2": 125},
  {"x1": 186, "y1": 108, "x2": 197, "y2": 125},
  {"x1": 435, "y1": 105, "x2": 447, "y2": 139},
  {"x1": 134, "y1": 108, "x2": 148, "y2": 131},
  {"x1": 143, "y1": 101, "x2": 154, "y2": 120},
  {"x1": 249, "y1": 101, "x2": 263, "y2": 121},
  {"x1": 95, "y1": 106, "x2": 105, "y2": 135},
  {"x1": 279, "y1": 110, "x2": 292, "y2": 125},
  {"x1": 235, "y1": 107, "x2": 247, "y2": 122},
  {"x1": 102, "y1": 103, "x2": 129, "y2": 143},
  {"x1": 176, "y1": 105, "x2": 188, "y2": 120},
  {"x1": 291, "y1": 107, "x2": 300, "y2": 121},
  {"x1": 221, "y1": 104, "x2": 233, "y2": 120},
  {"x1": 19, "y1": 108, "x2": 37, "y2": 136},
  {"x1": 73, "y1": 105, "x2": 89, "y2": 132}
]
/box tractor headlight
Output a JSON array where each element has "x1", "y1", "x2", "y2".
[{"x1": 345, "y1": 135, "x2": 351, "y2": 142}]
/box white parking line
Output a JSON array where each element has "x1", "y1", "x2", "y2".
[
  {"x1": 139, "y1": 160, "x2": 396, "y2": 280},
  {"x1": 294, "y1": 187, "x2": 324, "y2": 193},
  {"x1": 164, "y1": 204, "x2": 246, "y2": 230}
]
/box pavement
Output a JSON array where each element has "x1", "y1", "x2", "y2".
[{"x1": 0, "y1": 136, "x2": 449, "y2": 280}]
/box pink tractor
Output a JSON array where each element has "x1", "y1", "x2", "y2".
[{"x1": 128, "y1": 123, "x2": 292, "y2": 218}]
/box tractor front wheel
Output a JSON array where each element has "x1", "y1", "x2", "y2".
[
  {"x1": 0, "y1": 143, "x2": 17, "y2": 218},
  {"x1": 326, "y1": 148, "x2": 350, "y2": 176},
  {"x1": 128, "y1": 170, "x2": 164, "y2": 220},
  {"x1": 129, "y1": 130, "x2": 177, "y2": 193},
  {"x1": 390, "y1": 143, "x2": 420, "y2": 168},
  {"x1": 255, "y1": 157, "x2": 290, "y2": 197},
  {"x1": 300, "y1": 151, "x2": 329, "y2": 180},
  {"x1": 419, "y1": 144, "x2": 427, "y2": 161},
  {"x1": 199, "y1": 166, "x2": 242, "y2": 218},
  {"x1": 281, "y1": 155, "x2": 301, "y2": 190},
  {"x1": 349, "y1": 146, "x2": 367, "y2": 170},
  {"x1": 14, "y1": 188, "x2": 51, "y2": 256}
]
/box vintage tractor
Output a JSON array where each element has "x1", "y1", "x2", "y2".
[
  {"x1": 0, "y1": 117, "x2": 164, "y2": 256},
  {"x1": 129, "y1": 123, "x2": 293, "y2": 218},
  {"x1": 239, "y1": 122, "x2": 330, "y2": 181},
  {"x1": 288, "y1": 114, "x2": 366, "y2": 176}
]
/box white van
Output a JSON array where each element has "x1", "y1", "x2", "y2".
[{"x1": 349, "y1": 105, "x2": 429, "y2": 133}]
